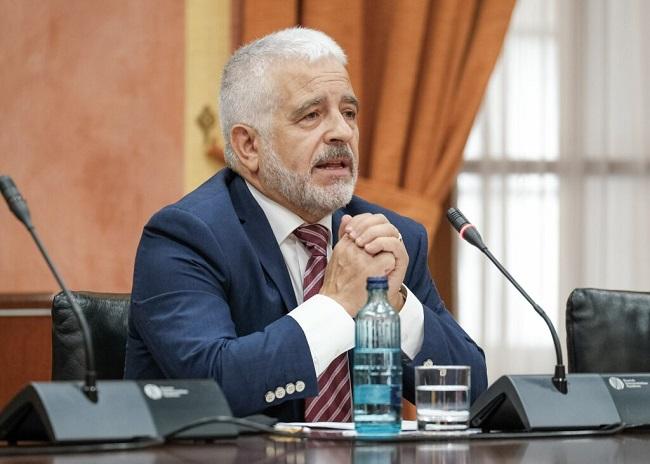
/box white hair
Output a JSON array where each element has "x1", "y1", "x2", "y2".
[{"x1": 219, "y1": 27, "x2": 347, "y2": 169}]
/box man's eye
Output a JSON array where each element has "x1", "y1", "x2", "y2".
[
  {"x1": 302, "y1": 112, "x2": 318, "y2": 121},
  {"x1": 343, "y1": 110, "x2": 357, "y2": 120}
]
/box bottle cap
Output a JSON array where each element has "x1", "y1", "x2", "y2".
[{"x1": 366, "y1": 276, "x2": 388, "y2": 289}]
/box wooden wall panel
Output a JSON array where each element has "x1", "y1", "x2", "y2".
[
  {"x1": 0, "y1": 317, "x2": 51, "y2": 408},
  {"x1": 0, "y1": 294, "x2": 53, "y2": 408}
]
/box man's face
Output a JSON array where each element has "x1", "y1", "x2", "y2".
[{"x1": 257, "y1": 58, "x2": 360, "y2": 221}]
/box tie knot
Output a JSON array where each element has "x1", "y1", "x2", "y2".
[{"x1": 294, "y1": 224, "x2": 329, "y2": 257}]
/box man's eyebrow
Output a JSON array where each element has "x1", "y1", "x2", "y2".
[
  {"x1": 290, "y1": 97, "x2": 323, "y2": 120},
  {"x1": 290, "y1": 95, "x2": 360, "y2": 120},
  {"x1": 342, "y1": 95, "x2": 360, "y2": 110}
]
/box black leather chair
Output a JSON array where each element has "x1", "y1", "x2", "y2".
[
  {"x1": 566, "y1": 287, "x2": 650, "y2": 373},
  {"x1": 51, "y1": 291, "x2": 130, "y2": 380}
]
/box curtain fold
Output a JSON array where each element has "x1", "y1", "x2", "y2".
[
  {"x1": 232, "y1": 0, "x2": 515, "y2": 241},
  {"x1": 425, "y1": 0, "x2": 518, "y2": 204}
]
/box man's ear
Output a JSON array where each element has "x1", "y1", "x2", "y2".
[{"x1": 230, "y1": 124, "x2": 262, "y2": 174}]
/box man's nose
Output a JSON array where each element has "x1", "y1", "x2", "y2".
[{"x1": 324, "y1": 111, "x2": 354, "y2": 144}]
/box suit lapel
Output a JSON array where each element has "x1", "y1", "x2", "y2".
[
  {"x1": 332, "y1": 208, "x2": 346, "y2": 247},
  {"x1": 229, "y1": 174, "x2": 297, "y2": 311}
]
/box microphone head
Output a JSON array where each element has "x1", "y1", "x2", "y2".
[
  {"x1": 446, "y1": 207, "x2": 469, "y2": 233},
  {"x1": 0, "y1": 175, "x2": 16, "y2": 198},
  {"x1": 446, "y1": 207, "x2": 486, "y2": 250},
  {"x1": 0, "y1": 175, "x2": 33, "y2": 227}
]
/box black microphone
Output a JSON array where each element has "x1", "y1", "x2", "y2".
[
  {"x1": 0, "y1": 174, "x2": 239, "y2": 444},
  {"x1": 447, "y1": 207, "x2": 567, "y2": 393},
  {"x1": 447, "y1": 208, "x2": 622, "y2": 432},
  {"x1": 0, "y1": 175, "x2": 98, "y2": 402},
  {"x1": 0, "y1": 176, "x2": 33, "y2": 228},
  {"x1": 446, "y1": 207, "x2": 634, "y2": 432}
]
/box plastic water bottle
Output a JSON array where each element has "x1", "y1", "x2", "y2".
[{"x1": 353, "y1": 276, "x2": 402, "y2": 435}]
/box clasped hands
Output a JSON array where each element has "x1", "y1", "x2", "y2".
[{"x1": 319, "y1": 213, "x2": 408, "y2": 316}]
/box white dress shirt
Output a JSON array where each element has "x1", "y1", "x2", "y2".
[{"x1": 246, "y1": 181, "x2": 425, "y2": 376}]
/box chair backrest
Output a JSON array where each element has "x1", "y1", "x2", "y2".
[
  {"x1": 51, "y1": 291, "x2": 130, "y2": 380},
  {"x1": 566, "y1": 288, "x2": 650, "y2": 373}
]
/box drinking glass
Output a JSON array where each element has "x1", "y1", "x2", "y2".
[{"x1": 415, "y1": 365, "x2": 470, "y2": 431}]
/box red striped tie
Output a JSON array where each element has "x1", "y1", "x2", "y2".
[{"x1": 294, "y1": 224, "x2": 353, "y2": 422}]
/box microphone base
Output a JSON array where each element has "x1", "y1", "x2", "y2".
[
  {"x1": 470, "y1": 374, "x2": 621, "y2": 431},
  {"x1": 0, "y1": 379, "x2": 237, "y2": 443}
]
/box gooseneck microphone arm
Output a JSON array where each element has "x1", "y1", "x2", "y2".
[
  {"x1": 447, "y1": 207, "x2": 568, "y2": 394},
  {"x1": 0, "y1": 175, "x2": 98, "y2": 402},
  {"x1": 480, "y1": 246, "x2": 565, "y2": 375}
]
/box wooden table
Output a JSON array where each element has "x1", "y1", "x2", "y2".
[{"x1": 1, "y1": 431, "x2": 649, "y2": 463}]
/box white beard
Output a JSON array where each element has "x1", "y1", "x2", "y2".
[{"x1": 258, "y1": 143, "x2": 357, "y2": 220}]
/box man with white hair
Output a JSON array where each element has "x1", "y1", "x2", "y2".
[{"x1": 125, "y1": 27, "x2": 487, "y2": 422}]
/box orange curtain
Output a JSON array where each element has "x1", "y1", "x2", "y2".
[{"x1": 232, "y1": 0, "x2": 515, "y2": 240}]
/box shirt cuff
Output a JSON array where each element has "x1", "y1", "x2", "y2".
[
  {"x1": 288, "y1": 294, "x2": 355, "y2": 377},
  {"x1": 399, "y1": 285, "x2": 424, "y2": 360}
]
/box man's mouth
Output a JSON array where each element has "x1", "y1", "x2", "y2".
[{"x1": 313, "y1": 158, "x2": 352, "y2": 171}]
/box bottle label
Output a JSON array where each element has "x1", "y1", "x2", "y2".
[{"x1": 354, "y1": 384, "x2": 398, "y2": 405}]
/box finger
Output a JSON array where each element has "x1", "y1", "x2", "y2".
[
  {"x1": 363, "y1": 236, "x2": 406, "y2": 259},
  {"x1": 345, "y1": 213, "x2": 388, "y2": 239},
  {"x1": 372, "y1": 251, "x2": 397, "y2": 275},
  {"x1": 353, "y1": 223, "x2": 401, "y2": 248},
  {"x1": 332, "y1": 231, "x2": 356, "y2": 256},
  {"x1": 341, "y1": 238, "x2": 395, "y2": 269},
  {"x1": 342, "y1": 213, "x2": 373, "y2": 239},
  {"x1": 338, "y1": 214, "x2": 353, "y2": 240}
]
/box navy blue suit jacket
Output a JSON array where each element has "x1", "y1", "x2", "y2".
[{"x1": 124, "y1": 168, "x2": 487, "y2": 420}]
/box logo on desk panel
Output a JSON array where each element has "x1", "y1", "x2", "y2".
[
  {"x1": 144, "y1": 384, "x2": 164, "y2": 399},
  {"x1": 608, "y1": 377, "x2": 625, "y2": 390},
  {"x1": 608, "y1": 376, "x2": 649, "y2": 391},
  {"x1": 143, "y1": 383, "x2": 189, "y2": 400}
]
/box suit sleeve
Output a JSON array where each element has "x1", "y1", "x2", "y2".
[
  {"x1": 128, "y1": 206, "x2": 318, "y2": 417},
  {"x1": 401, "y1": 222, "x2": 488, "y2": 404}
]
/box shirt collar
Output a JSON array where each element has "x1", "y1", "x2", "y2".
[{"x1": 245, "y1": 180, "x2": 333, "y2": 246}]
